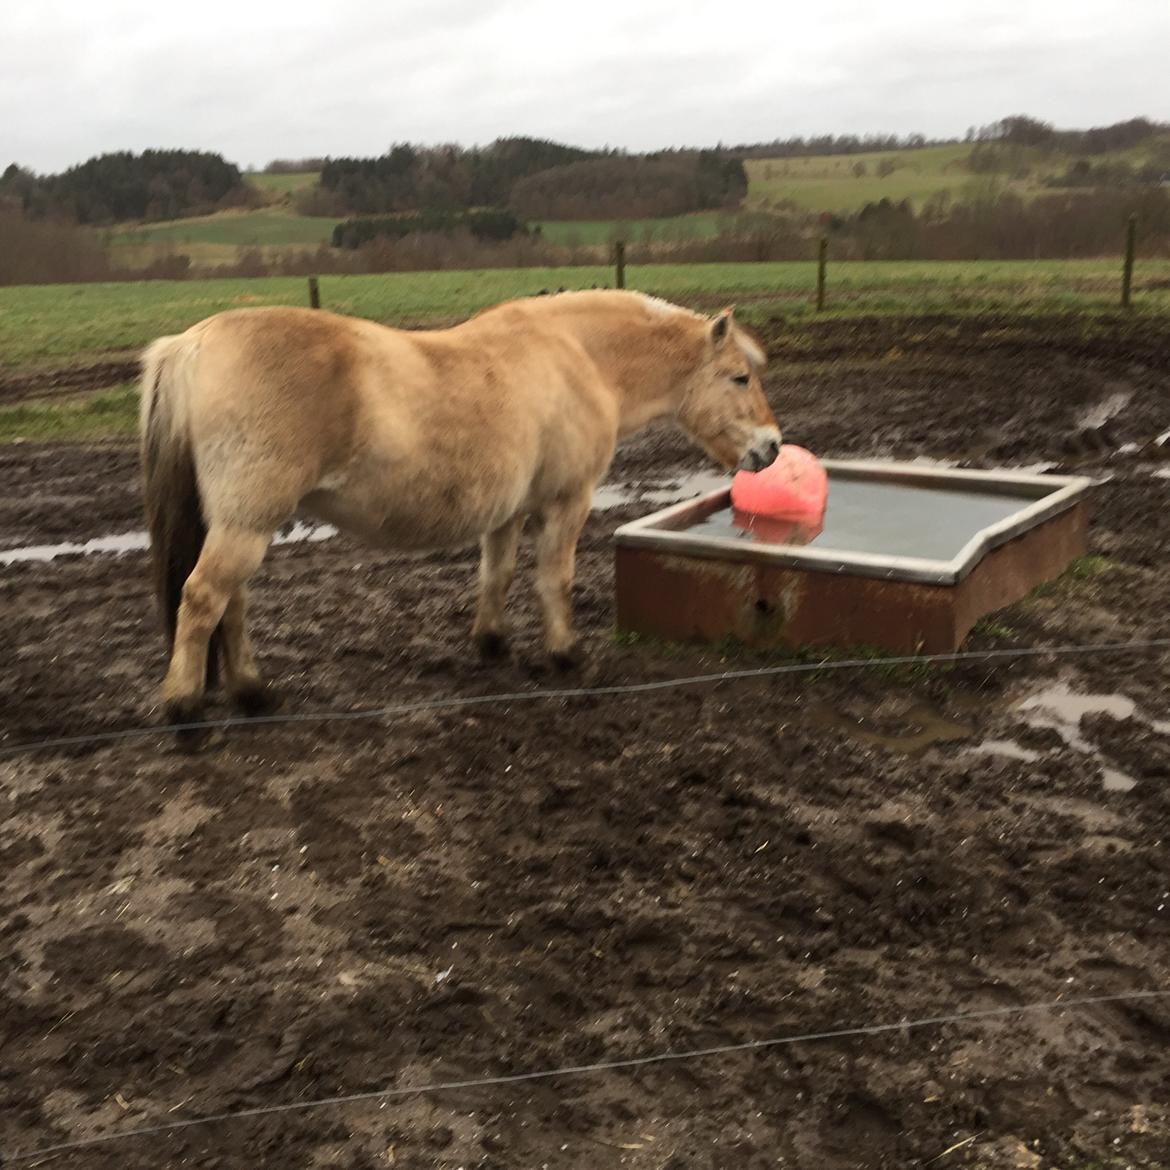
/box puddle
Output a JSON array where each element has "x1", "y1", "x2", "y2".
[
  {"x1": 1076, "y1": 389, "x2": 1132, "y2": 431},
  {"x1": 968, "y1": 739, "x2": 1042, "y2": 763},
  {"x1": 0, "y1": 531, "x2": 149, "y2": 565},
  {"x1": 969, "y1": 681, "x2": 1168, "y2": 792},
  {"x1": 1018, "y1": 682, "x2": 1136, "y2": 753},
  {"x1": 1102, "y1": 769, "x2": 1138, "y2": 793},
  {"x1": 811, "y1": 700, "x2": 972, "y2": 755},
  {"x1": 1, "y1": 521, "x2": 338, "y2": 567}
]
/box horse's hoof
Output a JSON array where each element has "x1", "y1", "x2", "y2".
[
  {"x1": 233, "y1": 681, "x2": 283, "y2": 717},
  {"x1": 163, "y1": 696, "x2": 209, "y2": 752},
  {"x1": 476, "y1": 631, "x2": 510, "y2": 661},
  {"x1": 549, "y1": 644, "x2": 583, "y2": 672}
]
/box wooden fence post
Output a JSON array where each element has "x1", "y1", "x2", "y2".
[
  {"x1": 308, "y1": 276, "x2": 321, "y2": 309},
  {"x1": 1121, "y1": 214, "x2": 1137, "y2": 309},
  {"x1": 815, "y1": 237, "x2": 827, "y2": 311},
  {"x1": 614, "y1": 240, "x2": 626, "y2": 290}
]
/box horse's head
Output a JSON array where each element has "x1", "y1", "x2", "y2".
[{"x1": 678, "y1": 309, "x2": 781, "y2": 471}]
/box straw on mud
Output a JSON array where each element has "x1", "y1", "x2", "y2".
[
  {"x1": 2, "y1": 636, "x2": 1168, "y2": 759},
  {"x1": 3, "y1": 989, "x2": 1166, "y2": 1164}
]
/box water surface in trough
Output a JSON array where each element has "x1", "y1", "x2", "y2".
[{"x1": 685, "y1": 474, "x2": 1040, "y2": 562}]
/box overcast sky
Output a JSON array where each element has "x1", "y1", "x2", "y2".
[{"x1": 3, "y1": 0, "x2": 1168, "y2": 173}]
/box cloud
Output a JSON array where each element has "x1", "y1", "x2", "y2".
[{"x1": 2, "y1": 0, "x2": 1167, "y2": 171}]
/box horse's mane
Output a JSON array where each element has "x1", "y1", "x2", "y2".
[{"x1": 469, "y1": 288, "x2": 696, "y2": 323}]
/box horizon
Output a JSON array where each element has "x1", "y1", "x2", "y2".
[{"x1": 9, "y1": 114, "x2": 1166, "y2": 178}]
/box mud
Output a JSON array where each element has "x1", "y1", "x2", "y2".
[
  {"x1": 0, "y1": 356, "x2": 141, "y2": 407},
  {"x1": 2, "y1": 315, "x2": 1169, "y2": 1168}
]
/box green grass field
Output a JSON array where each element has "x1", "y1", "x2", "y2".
[
  {"x1": 111, "y1": 209, "x2": 336, "y2": 249},
  {"x1": 747, "y1": 144, "x2": 994, "y2": 212},
  {"x1": 3, "y1": 260, "x2": 1169, "y2": 371},
  {"x1": 246, "y1": 171, "x2": 320, "y2": 196},
  {"x1": 0, "y1": 385, "x2": 139, "y2": 443},
  {"x1": 747, "y1": 136, "x2": 1170, "y2": 213}
]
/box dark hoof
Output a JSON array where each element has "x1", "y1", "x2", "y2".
[
  {"x1": 164, "y1": 696, "x2": 209, "y2": 752},
  {"x1": 549, "y1": 645, "x2": 583, "y2": 672},
  {"x1": 476, "y1": 631, "x2": 511, "y2": 661},
  {"x1": 233, "y1": 681, "x2": 283, "y2": 717}
]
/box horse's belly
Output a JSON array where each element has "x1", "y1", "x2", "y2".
[{"x1": 301, "y1": 476, "x2": 521, "y2": 550}]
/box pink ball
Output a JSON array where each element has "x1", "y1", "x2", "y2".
[{"x1": 731, "y1": 445, "x2": 828, "y2": 521}]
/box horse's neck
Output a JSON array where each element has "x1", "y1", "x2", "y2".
[{"x1": 560, "y1": 308, "x2": 702, "y2": 437}]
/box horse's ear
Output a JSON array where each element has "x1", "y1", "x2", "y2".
[{"x1": 710, "y1": 307, "x2": 735, "y2": 347}]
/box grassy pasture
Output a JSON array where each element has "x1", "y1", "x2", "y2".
[
  {"x1": 246, "y1": 171, "x2": 320, "y2": 196},
  {"x1": 746, "y1": 136, "x2": 1170, "y2": 213},
  {"x1": 0, "y1": 384, "x2": 139, "y2": 442},
  {"x1": 3, "y1": 259, "x2": 1169, "y2": 372},
  {"x1": 748, "y1": 144, "x2": 991, "y2": 212},
  {"x1": 110, "y1": 209, "x2": 336, "y2": 249}
]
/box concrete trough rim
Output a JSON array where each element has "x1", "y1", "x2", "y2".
[{"x1": 613, "y1": 460, "x2": 1094, "y2": 587}]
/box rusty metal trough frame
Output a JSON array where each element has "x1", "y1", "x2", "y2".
[{"x1": 614, "y1": 461, "x2": 1093, "y2": 654}]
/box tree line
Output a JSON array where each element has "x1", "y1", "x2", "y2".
[{"x1": 0, "y1": 150, "x2": 251, "y2": 224}]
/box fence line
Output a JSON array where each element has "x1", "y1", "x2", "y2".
[{"x1": 3, "y1": 637, "x2": 1168, "y2": 759}]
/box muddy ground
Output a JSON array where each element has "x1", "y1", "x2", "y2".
[{"x1": 2, "y1": 315, "x2": 1169, "y2": 1169}]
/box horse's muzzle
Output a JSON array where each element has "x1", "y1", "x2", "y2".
[{"x1": 738, "y1": 432, "x2": 782, "y2": 472}]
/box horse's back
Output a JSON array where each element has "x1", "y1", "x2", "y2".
[{"x1": 162, "y1": 301, "x2": 621, "y2": 544}]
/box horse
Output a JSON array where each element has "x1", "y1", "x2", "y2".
[{"x1": 140, "y1": 290, "x2": 781, "y2": 723}]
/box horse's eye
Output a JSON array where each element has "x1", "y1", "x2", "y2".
[{"x1": 731, "y1": 374, "x2": 751, "y2": 387}]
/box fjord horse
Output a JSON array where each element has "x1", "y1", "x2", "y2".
[{"x1": 140, "y1": 290, "x2": 781, "y2": 722}]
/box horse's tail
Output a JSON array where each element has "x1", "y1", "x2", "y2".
[{"x1": 139, "y1": 333, "x2": 221, "y2": 687}]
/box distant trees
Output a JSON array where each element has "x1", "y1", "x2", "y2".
[
  {"x1": 509, "y1": 153, "x2": 747, "y2": 220},
  {"x1": 970, "y1": 114, "x2": 1166, "y2": 155},
  {"x1": 729, "y1": 132, "x2": 933, "y2": 159},
  {"x1": 309, "y1": 140, "x2": 749, "y2": 221},
  {"x1": 0, "y1": 150, "x2": 250, "y2": 224},
  {"x1": 0, "y1": 206, "x2": 113, "y2": 284},
  {"x1": 829, "y1": 187, "x2": 1170, "y2": 261},
  {"x1": 313, "y1": 138, "x2": 601, "y2": 216}
]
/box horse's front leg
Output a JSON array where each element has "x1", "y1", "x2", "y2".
[
  {"x1": 534, "y1": 487, "x2": 593, "y2": 668},
  {"x1": 473, "y1": 515, "x2": 524, "y2": 658}
]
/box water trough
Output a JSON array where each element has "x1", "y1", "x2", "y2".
[{"x1": 614, "y1": 461, "x2": 1093, "y2": 654}]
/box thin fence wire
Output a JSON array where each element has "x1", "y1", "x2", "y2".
[
  {"x1": 5, "y1": 989, "x2": 1166, "y2": 1164},
  {"x1": 3, "y1": 637, "x2": 1168, "y2": 760}
]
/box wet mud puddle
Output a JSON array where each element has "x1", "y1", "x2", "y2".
[
  {"x1": 816, "y1": 681, "x2": 1168, "y2": 793},
  {"x1": 971, "y1": 681, "x2": 1170, "y2": 791},
  {"x1": 811, "y1": 698, "x2": 973, "y2": 755},
  {"x1": 0, "y1": 521, "x2": 337, "y2": 566}
]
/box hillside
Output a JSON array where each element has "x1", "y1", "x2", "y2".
[{"x1": 746, "y1": 135, "x2": 1170, "y2": 213}]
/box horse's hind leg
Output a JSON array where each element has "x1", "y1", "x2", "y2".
[
  {"x1": 220, "y1": 585, "x2": 280, "y2": 714},
  {"x1": 534, "y1": 488, "x2": 592, "y2": 668},
  {"x1": 161, "y1": 526, "x2": 271, "y2": 724},
  {"x1": 473, "y1": 515, "x2": 524, "y2": 658}
]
